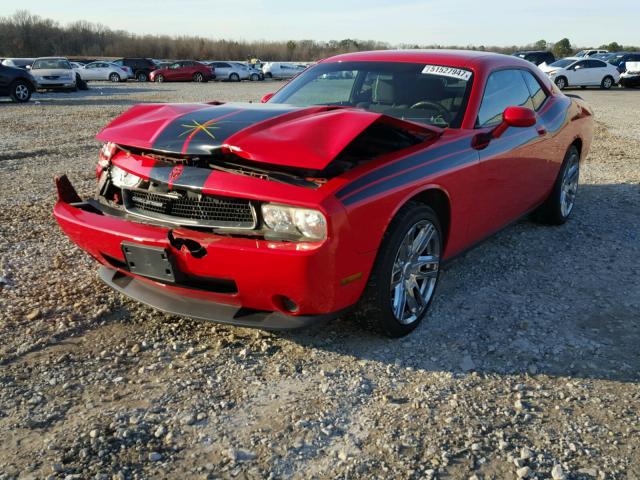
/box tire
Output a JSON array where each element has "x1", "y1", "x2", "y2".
[
  {"x1": 136, "y1": 71, "x2": 148, "y2": 82},
  {"x1": 555, "y1": 76, "x2": 568, "y2": 90},
  {"x1": 109, "y1": 72, "x2": 121, "y2": 83},
  {"x1": 355, "y1": 203, "x2": 442, "y2": 337},
  {"x1": 193, "y1": 72, "x2": 204, "y2": 82},
  {"x1": 580, "y1": 85, "x2": 587, "y2": 89},
  {"x1": 601, "y1": 75, "x2": 614, "y2": 89},
  {"x1": 9, "y1": 80, "x2": 31, "y2": 103},
  {"x1": 155, "y1": 74, "x2": 164, "y2": 83},
  {"x1": 533, "y1": 145, "x2": 580, "y2": 225},
  {"x1": 229, "y1": 73, "x2": 240, "y2": 82},
  {"x1": 250, "y1": 73, "x2": 260, "y2": 81}
]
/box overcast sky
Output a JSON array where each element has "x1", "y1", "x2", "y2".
[{"x1": 15, "y1": 0, "x2": 640, "y2": 46}]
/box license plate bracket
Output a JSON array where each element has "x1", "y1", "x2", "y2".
[{"x1": 121, "y1": 242, "x2": 176, "y2": 283}]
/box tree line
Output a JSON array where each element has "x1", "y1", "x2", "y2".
[{"x1": 0, "y1": 11, "x2": 637, "y2": 62}]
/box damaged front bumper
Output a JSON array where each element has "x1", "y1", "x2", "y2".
[{"x1": 53, "y1": 176, "x2": 363, "y2": 329}]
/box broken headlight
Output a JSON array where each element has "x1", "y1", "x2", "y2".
[
  {"x1": 261, "y1": 203, "x2": 327, "y2": 241},
  {"x1": 110, "y1": 165, "x2": 142, "y2": 189}
]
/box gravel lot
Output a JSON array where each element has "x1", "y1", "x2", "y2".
[{"x1": 0, "y1": 81, "x2": 639, "y2": 480}]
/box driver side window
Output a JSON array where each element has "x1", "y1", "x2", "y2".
[{"x1": 477, "y1": 69, "x2": 534, "y2": 127}]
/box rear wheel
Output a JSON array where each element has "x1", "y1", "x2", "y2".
[
  {"x1": 136, "y1": 71, "x2": 148, "y2": 82},
  {"x1": 555, "y1": 76, "x2": 568, "y2": 90},
  {"x1": 155, "y1": 74, "x2": 164, "y2": 83},
  {"x1": 533, "y1": 146, "x2": 580, "y2": 225},
  {"x1": 229, "y1": 73, "x2": 240, "y2": 82},
  {"x1": 250, "y1": 73, "x2": 260, "y2": 81},
  {"x1": 9, "y1": 80, "x2": 31, "y2": 103},
  {"x1": 193, "y1": 72, "x2": 204, "y2": 82},
  {"x1": 355, "y1": 203, "x2": 442, "y2": 337},
  {"x1": 109, "y1": 72, "x2": 121, "y2": 83},
  {"x1": 601, "y1": 75, "x2": 614, "y2": 89}
]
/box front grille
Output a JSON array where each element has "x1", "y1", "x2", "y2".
[{"x1": 122, "y1": 189, "x2": 256, "y2": 229}]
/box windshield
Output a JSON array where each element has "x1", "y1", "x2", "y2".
[
  {"x1": 269, "y1": 61, "x2": 473, "y2": 128},
  {"x1": 549, "y1": 59, "x2": 575, "y2": 68},
  {"x1": 32, "y1": 58, "x2": 71, "y2": 70}
]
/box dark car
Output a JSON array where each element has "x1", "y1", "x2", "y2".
[
  {"x1": 149, "y1": 61, "x2": 213, "y2": 83},
  {"x1": 0, "y1": 64, "x2": 36, "y2": 102},
  {"x1": 113, "y1": 58, "x2": 156, "y2": 82},
  {"x1": 607, "y1": 52, "x2": 640, "y2": 73},
  {"x1": 512, "y1": 50, "x2": 556, "y2": 66}
]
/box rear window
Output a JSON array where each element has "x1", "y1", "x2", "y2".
[{"x1": 32, "y1": 59, "x2": 71, "y2": 70}]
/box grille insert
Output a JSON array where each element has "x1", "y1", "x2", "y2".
[{"x1": 122, "y1": 189, "x2": 256, "y2": 229}]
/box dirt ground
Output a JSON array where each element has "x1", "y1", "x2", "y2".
[{"x1": 0, "y1": 81, "x2": 639, "y2": 480}]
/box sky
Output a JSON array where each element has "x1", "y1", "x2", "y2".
[{"x1": 11, "y1": 0, "x2": 640, "y2": 47}]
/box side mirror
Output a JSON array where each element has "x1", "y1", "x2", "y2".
[
  {"x1": 573, "y1": 65, "x2": 581, "y2": 70},
  {"x1": 260, "y1": 92, "x2": 275, "y2": 103},
  {"x1": 26, "y1": 65, "x2": 31, "y2": 70},
  {"x1": 492, "y1": 106, "x2": 536, "y2": 138}
]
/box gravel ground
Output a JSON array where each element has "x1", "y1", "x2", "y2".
[{"x1": 0, "y1": 81, "x2": 639, "y2": 480}]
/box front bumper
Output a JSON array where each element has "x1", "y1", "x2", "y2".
[{"x1": 53, "y1": 176, "x2": 366, "y2": 328}]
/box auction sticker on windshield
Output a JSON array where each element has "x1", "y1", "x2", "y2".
[{"x1": 421, "y1": 65, "x2": 472, "y2": 81}]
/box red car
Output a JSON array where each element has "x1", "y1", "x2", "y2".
[
  {"x1": 149, "y1": 60, "x2": 213, "y2": 83},
  {"x1": 54, "y1": 50, "x2": 593, "y2": 337}
]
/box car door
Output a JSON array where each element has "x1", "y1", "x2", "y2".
[
  {"x1": 588, "y1": 60, "x2": 609, "y2": 84},
  {"x1": 468, "y1": 68, "x2": 548, "y2": 238},
  {"x1": 166, "y1": 62, "x2": 183, "y2": 81},
  {"x1": 567, "y1": 60, "x2": 589, "y2": 86}
]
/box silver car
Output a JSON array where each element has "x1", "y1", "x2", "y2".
[
  {"x1": 208, "y1": 61, "x2": 249, "y2": 82},
  {"x1": 76, "y1": 61, "x2": 131, "y2": 82},
  {"x1": 30, "y1": 57, "x2": 76, "y2": 91}
]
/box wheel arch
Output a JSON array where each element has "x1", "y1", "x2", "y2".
[{"x1": 387, "y1": 186, "x2": 452, "y2": 252}]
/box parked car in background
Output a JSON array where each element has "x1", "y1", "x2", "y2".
[
  {"x1": 512, "y1": 50, "x2": 555, "y2": 66},
  {"x1": 575, "y1": 49, "x2": 608, "y2": 58},
  {"x1": 30, "y1": 57, "x2": 76, "y2": 91},
  {"x1": 54, "y1": 50, "x2": 593, "y2": 337},
  {"x1": 262, "y1": 62, "x2": 305, "y2": 79},
  {"x1": 207, "y1": 61, "x2": 248, "y2": 81},
  {"x1": 149, "y1": 61, "x2": 212, "y2": 83},
  {"x1": 75, "y1": 61, "x2": 131, "y2": 82},
  {"x1": 1, "y1": 58, "x2": 35, "y2": 70},
  {"x1": 112, "y1": 58, "x2": 156, "y2": 82},
  {"x1": 69, "y1": 62, "x2": 85, "y2": 69},
  {"x1": 248, "y1": 65, "x2": 264, "y2": 81},
  {"x1": 540, "y1": 57, "x2": 620, "y2": 89},
  {"x1": 607, "y1": 52, "x2": 640, "y2": 73},
  {"x1": 619, "y1": 61, "x2": 640, "y2": 88},
  {"x1": 0, "y1": 63, "x2": 36, "y2": 102}
]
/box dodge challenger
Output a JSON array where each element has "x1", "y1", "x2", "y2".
[{"x1": 54, "y1": 50, "x2": 593, "y2": 337}]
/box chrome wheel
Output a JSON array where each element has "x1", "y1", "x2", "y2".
[
  {"x1": 109, "y1": 73, "x2": 120, "y2": 82},
  {"x1": 14, "y1": 84, "x2": 29, "y2": 101},
  {"x1": 555, "y1": 77, "x2": 567, "y2": 90},
  {"x1": 602, "y1": 76, "x2": 613, "y2": 89},
  {"x1": 560, "y1": 151, "x2": 579, "y2": 217},
  {"x1": 390, "y1": 220, "x2": 440, "y2": 325}
]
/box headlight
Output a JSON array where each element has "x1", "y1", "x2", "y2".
[
  {"x1": 261, "y1": 203, "x2": 327, "y2": 241},
  {"x1": 110, "y1": 165, "x2": 142, "y2": 189}
]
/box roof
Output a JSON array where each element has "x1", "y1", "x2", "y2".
[{"x1": 321, "y1": 49, "x2": 534, "y2": 73}]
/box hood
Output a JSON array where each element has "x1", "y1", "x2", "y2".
[
  {"x1": 32, "y1": 68, "x2": 73, "y2": 76},
  {"x1": 96, "y1": 102, "x2": 440, "y2": 170}
]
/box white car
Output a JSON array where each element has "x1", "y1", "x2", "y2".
[
  {"x1": 261, "y1": 62, "x2": 305, "y2": 79},
  {"x1": 207, "y1": 61, "x2": 249, "y2": 81},
  {"x1": 75, "y1": 61, "x2": 131, "y2": 82},
  {"x1": 539, "y1": 57, "x2": 620, "y2": 90},
  {"x1": 30, "y1": 57, "x2": 77, "y2": 91},
  {"x1": 575, "y1": 49, "x2": 608, "y2": 58}
]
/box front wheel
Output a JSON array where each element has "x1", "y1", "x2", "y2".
[
  {"x1": 229, "y1": 73, "x2": 240, "y2": 82},
  {"x1": 601, "y1": 75, "x2": 614, "y2": 89},
  {"x1": 136, "y1": 72, "x2": 148, "y2": 82},
  {"x1": 155, "y1": 74, "x2": 164, "y2": 83},
  {"x1": 355, "y1": 203, "x2": 442, "y2": 337},
  {"x1": 109, "y1": 72, "x2": 121, "y2": 83},
  {"x1": 555, "y1": 76, "x2": 568, "y2": 90},
  {"x1": 533, "y1": 145, "x2": 580, "y2": 225},
  {"x1": 193, "y1": 72, "x2": 204, "y2": 82},
  {"x1": 250, "y1": 73, "x2": 260, "y2": 81},
  {"x1": 10, "y1": 80, "x2": 31, "y2": 102}
]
